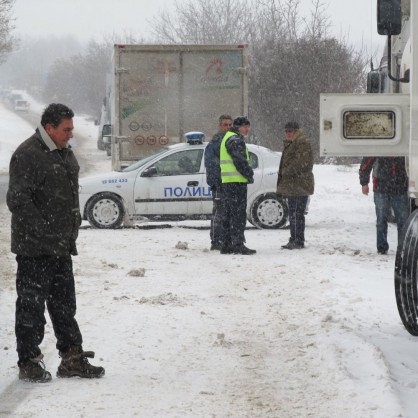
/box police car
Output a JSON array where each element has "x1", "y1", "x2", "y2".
[{"x1": 79, "y1": 134, "x2": 288, "y2": 229}]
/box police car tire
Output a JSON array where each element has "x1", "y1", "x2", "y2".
[
  {"x1": 250, "y1": 193, "x2": 288, "y2": 229},
  {"x1": 86, "y1": 193, "x2": 125, "y2": 229},
  {"x1": 394, "y1": 209, "x2": 418, "y2": 336}
]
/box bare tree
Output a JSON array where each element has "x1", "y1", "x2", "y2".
[
  {"x1": 152, "y1": 0, "x2": 256, "y2": 44},
  {"x1": 151, "y1": 0, "x2": 367, "y2": 161},
  {"x1": 249, "y1": 0, "x2": 367, "y2": 160},
  {"x1": 43, "y1": 33, "x2": 146, "y2": 117},
  {"x1": 0, "y1": 0, "x2": 16, "y2": 63}
]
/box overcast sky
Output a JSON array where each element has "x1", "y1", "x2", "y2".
[{"x1": 13, "y1": 0, "x2": 382, "y2": 54}]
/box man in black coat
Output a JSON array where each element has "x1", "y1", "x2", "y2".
[
  {"x1": 204, "y1": 114, "x2": 232, "y2": 250},
  {"x1": 219, "y1": 116, "x2": 256, "y2": 255},
  {"x1": 7, "y1": 103, "x2": 105, "y2": 382},
  {"x1": 359, "y1": 156, "x2": 409, "y2": 254}
]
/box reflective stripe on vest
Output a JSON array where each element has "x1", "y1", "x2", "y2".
[{"x1": 220, "y1": 131, "x2": 249, "y2": 183}]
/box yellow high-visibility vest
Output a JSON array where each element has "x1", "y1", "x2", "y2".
[{"x1": 220, "y1": 131, "x2": 249, "y2": 183}]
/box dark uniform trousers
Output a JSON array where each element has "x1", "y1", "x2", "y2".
[
  {"x1": 210, "y1": 187, "x2": 226, "y2": 245},
  {"x1": 15, "y1": 255, "x2": 83, "y2": 364},
  {"x1": 222, "y1": 183, "x2": 248, "y2": 246}
]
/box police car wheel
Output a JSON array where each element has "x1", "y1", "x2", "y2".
[
  {"x1": 250, "y1": 193, "x2": 288, "y2": 229},
  {"x1": 394, "y1": 209, "x2": 418, "y2": 336},
  {"x1": 86, "y1": 193, "x2": 125, "y2": 229}
]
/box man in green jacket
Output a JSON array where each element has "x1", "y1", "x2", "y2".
[
  {"x1": 7, "y1": 103, "x2": 105, "y2": 382},
  {"x1": 277, "y1": 121, "x2": 314, "y2": 249}
]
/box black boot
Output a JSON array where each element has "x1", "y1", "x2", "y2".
[
  {"x1": 57, "y1": 346, "x2": 105, "y2": 378},
  {"x1": 282, "y1": 241, "x2": 304, "y2": 249},
  {"x1": 232, "y1": 243, "x2": 256, "y2": 255},
  {"x1": 19, "y1": 354, "x2": 52, "y2": 383}
]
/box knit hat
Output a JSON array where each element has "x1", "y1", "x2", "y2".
[
  {"x1": 233, "y1": 116, "x2": 251, "y2": 128},
  {"x1": 285, "y1": 121, "x2": 300, "y2": 130}
]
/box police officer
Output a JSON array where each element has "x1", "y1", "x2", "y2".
[
  {"x1": 204, "y1": 114, "x2": 233, "y2": 250},
  {"x1": 220, "y1": 116, "x2": 256, "y2": 255}
]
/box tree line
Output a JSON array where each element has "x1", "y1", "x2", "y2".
[{"x1": 0, "y1": 0, "x2": 367, "y2": 161}]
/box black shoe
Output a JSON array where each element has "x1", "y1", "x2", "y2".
[
  {"x1": 57, "y1": 346, "x2": 105, "y2": 378},
  {"x1": 210, "y1": 243, "x2": 222, "y2": 251},
  {"x1": 19, "y1": 354, "x2": 52, "y2": 383},
  {"x1": 282, "y1": 241, "x2": 304, "y2": 249},
  {"x1": 377, "y1": 249, "x2": 388, "y2": 255},
  {"x1": 232, "y1": 244, "x2": 256, "y2": 255},
  {"x1": 221, "y1": 246, "x2": 233, "y2": 254}
]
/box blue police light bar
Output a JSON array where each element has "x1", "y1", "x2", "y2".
[{"x1": 184, "y1": 131, "x2": 205, "y2": 144}]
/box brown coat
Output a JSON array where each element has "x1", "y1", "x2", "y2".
[{"x1": 276, "y1": 130, "x2": 314, "y2": 197}]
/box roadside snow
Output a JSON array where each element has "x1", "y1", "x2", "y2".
[{"x1": 0, "y1": 101, "x2": 417, "y2": 417}]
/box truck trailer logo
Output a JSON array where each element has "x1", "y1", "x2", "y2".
[
  {"x1": 202, "y1": 58, "x2": 230, "y2": 83},
  {"x1": 206, "y1": 59, "x2": 223, "y2": 76}
]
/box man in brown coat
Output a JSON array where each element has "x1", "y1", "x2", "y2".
[{"x1": 277, "y1": 121, "x2": 314, "y2": 249}]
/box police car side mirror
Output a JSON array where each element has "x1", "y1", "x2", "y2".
[{"x1": 141, "y1": 166, "x2": 158, "y2": 177}]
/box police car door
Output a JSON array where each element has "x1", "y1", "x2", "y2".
[
  {"x1": 247, "y1": 150, "x2": 262, "y2": 198},
  {"x1": 134, "y1": 148, "x2": 208, "y2": 216}
]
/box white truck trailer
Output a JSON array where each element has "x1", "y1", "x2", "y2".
[
  {"x1": 106, "y1": 44, "x2": 248, "y2": 171},
  {"x1": 319, "y1": 0, "x2": 418, "y2": 335}
]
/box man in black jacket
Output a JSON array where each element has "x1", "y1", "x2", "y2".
[
  {"x1": 219, "y1": 116, "x2": 256, "y2": 255},
  {"x1": 359, "y1": 157, "x2": 409, "y2": 254},
  {"x1": 7, "y1": 103, "x2": 105, "y2": 382},
  {"x1": 204, "y1": 114, "x2": 232, "y2": 250}
]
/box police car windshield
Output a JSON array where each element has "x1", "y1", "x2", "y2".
[{"x1": 122, "y1": 147, "x2": 169, "y2": 172}]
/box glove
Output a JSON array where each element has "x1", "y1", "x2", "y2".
[{"x1": 248, "y1": 177, "x2": 254, "y2": 184}]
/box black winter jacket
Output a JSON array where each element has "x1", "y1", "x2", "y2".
[
  {"x1": 7, "y1": 129, "x2": 81, "y2": 257},
  {"x1": 204, "y1": 132, "x2": 222, "y2": 190},
  {"x1": 359, "y1": 157, "x2": 408, "y2": 194}
]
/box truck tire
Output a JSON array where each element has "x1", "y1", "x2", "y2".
[
  {"x1": 395, "y1": 209, "x2": 418, "y2": 336},
  {"x1": 86, "y1": 193, "x2": 125, "y2": 229},
  {"x1": 249, "y1": 193, "x2": 288, "y2": 229}
]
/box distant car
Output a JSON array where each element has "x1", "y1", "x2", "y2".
[
  {"x1": 13, "y1": 99, "x2": 30, "y2": 112},
  {"x1": 79, "y1": 139, "x2": 288, "y2": 229},
  {"x1": 97, "y1": 124, "x2": 111, "y2": 152}
]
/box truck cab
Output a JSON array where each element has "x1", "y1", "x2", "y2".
[{"x1": 319, "y1": 0, "x2": 418, "y2": 335}]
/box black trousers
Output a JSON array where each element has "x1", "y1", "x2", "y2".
[
  {"x1": 287, "y1": 196, "x2": 309, "y2": 244},
  {"x1": 210, "y1": 187, "x2": 226, "y2": 245},
  {"x1": 222, "y1": 183, "x2": 248, "y2": 246},
  {"x1": 15, "y1": 255, "x2": 83, "y2": 364}
]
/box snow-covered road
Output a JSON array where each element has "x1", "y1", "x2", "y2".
[{"x1": 1, "y1": 101, "x2": 418, "y2": 417}]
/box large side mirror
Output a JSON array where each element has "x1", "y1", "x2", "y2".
[
  {"x1": 102, "y1": 124, "x2": 112, "y2": 136},
  {"x1": 377, "y1": 0, "x2": 401, "y2": 35},
  {"x1": 141, "y1": 166, "x2": 158, "y2": 177}
]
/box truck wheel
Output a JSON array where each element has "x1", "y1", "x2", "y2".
[
  {"x1": 395, "y1": 210, "x2": 418, "y2": 335},
  {"x1": 86, "y1": 193, "x2": 124, "y2": 229},
  {"x1": 250, "y1": 193, "x2": 288, "y2": 229}
]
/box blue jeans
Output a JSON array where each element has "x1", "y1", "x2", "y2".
[
  {"x1": 287, "y1": 196, "x2": 309, "y2": 245},
  {"x1": 374, "y1": 192, "x2": 409, "y2": 253}
]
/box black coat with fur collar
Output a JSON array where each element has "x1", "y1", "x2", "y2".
[{"x1": 7, "y1": 130, "x2": 80, "y2": 257}]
